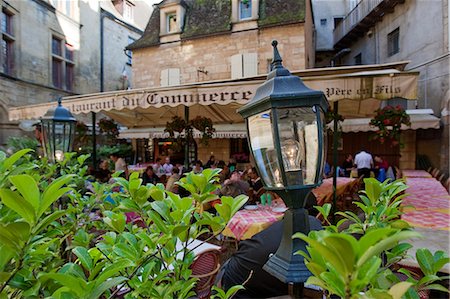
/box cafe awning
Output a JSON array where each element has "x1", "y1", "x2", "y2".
[
  {"x1": 329, "y1": 109, "x2": 440, "y2": 133},
  {"x1": 9, "y1": 61, "x2": 419, "y2": 128},
  {"x1": 118, "y1": 123, "x2": 247, "y2": 139}
]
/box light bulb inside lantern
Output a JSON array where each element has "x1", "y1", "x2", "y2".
[
  {"x1": 55, "y1": 150, "x2": 64, "y2": 161},
  {"x1": 281, "y1": 139, "x2": 301, "y2": 171}
]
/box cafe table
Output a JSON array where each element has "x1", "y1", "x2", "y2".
[
  {"x1": 402, "y1": 169, "x2": 433, "y2": 178},
  {"x1": 128, "y1": 164, "x2": 148, "y2": 174},
  {"x1": 312, "y1": 177, "x2": 357, "y2": 206},
  {"x1": 222, "y1": 205, "x2": 286, "y2": 240}
]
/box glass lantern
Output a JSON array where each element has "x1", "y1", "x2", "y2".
[
  {"x1": 247, "y1": 106, "x2": 327, "y2": 191},
  {"x1": 41, "y1": 98, "x2": 76, "y2": 163}
]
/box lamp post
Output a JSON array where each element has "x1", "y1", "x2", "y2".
[
  {"x1": 238, "y1": 41, "x2": 329, "y2": 297},
  {"x1": 40, "y1": 98, "x2": 76, "y2": 163}
]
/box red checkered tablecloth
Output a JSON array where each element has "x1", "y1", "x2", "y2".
[{"x1": 224, "y1": 208, "x2": 285, "y2": 240}]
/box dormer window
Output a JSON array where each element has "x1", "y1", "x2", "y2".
[
  {"x1": 239, "y1": 0, "x2": 252, "y2": 20},
  {"x1": 167, "y1": 13, "x2": 177, "y2": 33},
  {"x1": 159, "y1": 0, "x2": 186, "y2": 39},
  {"x1": 231, "y1": 0, "x2": 259, "y2": 31}
]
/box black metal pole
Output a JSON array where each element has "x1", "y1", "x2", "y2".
[
  {"x1": 184, "y1": 106, "x2": 189, "y2": 169},
  {"x1": 332, "y1": 101, "x2": 339, "y2": 223},
  {"x1": 92, "y1": 112, "x2": 97, "y2": 170}
]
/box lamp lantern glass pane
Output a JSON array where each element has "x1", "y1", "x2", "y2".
[
  {"x1": 248, "y1": 110, "x2": 284, "y2": 188},
  {"x1": 41, "y1": 119, "x2": 75, "y2": 163},
  {"x1": 276, "y1": 106, "x2": 326, "y2": 187}
]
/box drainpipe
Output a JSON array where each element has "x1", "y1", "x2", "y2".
[{"x1": 92, "y1": 9, "x2": 107, "y2": 170}]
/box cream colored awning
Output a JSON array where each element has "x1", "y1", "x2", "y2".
[
  {"x1": 118, "y1": 123, "x2": 247, "y2": 139},
  {"x1": 8, "y1": 61, "x2": 419, "y2": 128},
  {"x1": 329, "y1": 109, "x2": 440, "y2": 133}
]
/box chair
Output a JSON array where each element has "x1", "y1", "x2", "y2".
[
  {"x1": 431, "y1": 168, "x2": 440, "y2": 178},
  {"x1": 444, "y1": 178, "x2": 450, "y2": 194},
  {"x1": 190, "y1": 249, "x2": 221, "y2": 299}
]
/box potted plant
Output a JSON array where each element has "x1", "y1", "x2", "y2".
[{"x1": 370, "y1": 105, "x2": 411, "y2": 147}]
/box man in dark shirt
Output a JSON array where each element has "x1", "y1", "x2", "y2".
[
  {"x1": 247, "y1": 167, "x2": 264, "y2": 203},
  {"x1": 220, "y1": 216, "x2": 323, "y2": 298}
]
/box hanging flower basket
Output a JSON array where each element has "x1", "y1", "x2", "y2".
[
  {"x1": 164, "y1": 115, "x2": 215, "y2": 149},
  {"x1": 369, "y1": 105, "x2": 410, "y2": 147}
]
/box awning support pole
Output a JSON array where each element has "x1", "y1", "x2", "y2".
[
  {"x1": 184, "y1": 106, "x2": 189, "y2": 169},
  {"x1": 92, "y1": 112, "x2": 97, "y2": 170},
  {"x1": 332, "y1": 101, "x2": 339, "y2": 224}
]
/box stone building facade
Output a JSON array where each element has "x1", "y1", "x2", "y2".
[
  {"x1": 128, "y1": 0, "x2": 315, "y2": 164},
  {"x1": 313, "y1": 0, "x2": 449, "y2": 173},
  {"x1": 0, "y1": 0, "x2": 152, "y2": 145}
]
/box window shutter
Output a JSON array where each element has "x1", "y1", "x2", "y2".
[
  {"x1": 160, "y1": 69, "x2": 169, "y2": 86},
  {"x1": 231, "y1": 54, "x2": 243, "y2": 79},
  {"x1": 243, "y1": 53, "x2": 257, "y2": 77},
  {"x1": 168, "y1": 68, "x2": 180, "y2": 86}
]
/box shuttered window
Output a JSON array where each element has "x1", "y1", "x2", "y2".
[
  {"x1": 160, "y1": 68, "x2": 180, "y2": 86},
  {"x1": 231, "y1": 53, "x2": 257, "y2": 79}
]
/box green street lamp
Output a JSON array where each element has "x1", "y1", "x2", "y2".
[
  {"x1": 238, "y1": 41, "x2": 329, "y2": 296},
  {"x1": 40, "y1": 98, "x2": 76, "y2": 163}
]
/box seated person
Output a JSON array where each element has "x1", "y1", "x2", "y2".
[
  {"x1": 247, "y1": 167, "x2": 264, "y2": 203},
  {"x1": 341, "y1": 154, "x2": 354, "y2": 177},
  {"x1": 142, "y1": 166, "x2": 159, "y2": 185},
  {"x1": 217, "y1": 171, "x2": 249, "y2": 198},
  {"x1": 219, "y1": 216, "x2": 323, "y2": 298}
]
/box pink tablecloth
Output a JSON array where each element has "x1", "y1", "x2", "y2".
[
  {"x1": 224, "y1": 208, "x2": 285, "y2": 240},
  {"x1": 402, "y1": 170, "x2": 432, "y2": 178},
  {"x1": 401, "y1": 177, "x2": 450, "y2": 230}
]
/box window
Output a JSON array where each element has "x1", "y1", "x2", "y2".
[
  {"x1": 354, "y1": 53, "x2": 362, "y2": 65},
  {"x1": 239, "y1": 0, "x2": 252, "y2": 20},
  {"x1": 160, "y1": 68, "x2": 180, "y2": 87},
  {"x1": 320, "y1": 18, "x2": 327, "y2": 26},
  {"x1": 159, "y1": 1, "x2": 186, "y2": 37},
  {"x1": 123, "y1": 0, "x2": 134, "y2": 21},
  {"x1": 231, "y1": 53, "x2": 257, "y2": 79},
  {"x1": 52, "y1": 36, "x2": 74, "y2": 91},
  {"x1": 167, "y1": 13, "x2": 177, "y2": 33},
  {"x1": 333, "y1": 17, "x2": 343, "y2": 29},
  {"x1": 49, "y1": 0, "x2": 75, "y2": 18},
  {"x1": 126, "y1": 36, "x2": 135, "y2": 65},
  {"x1": 387, "y1": 27, "x2": 399, "y2": 56},
  {"x1": 1, "y1": 8, "x2": 14, "y2": 75}
]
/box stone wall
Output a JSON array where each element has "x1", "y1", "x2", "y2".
[
  {"x1": 132, "y1": 23, "x2": 307, "y2": 88},
  {"x1": 196, "y1": 138, "x2": 230, "y2": 165},
  {"x1": 399, "y1": 131, "x2": 416, "y2": 170}
]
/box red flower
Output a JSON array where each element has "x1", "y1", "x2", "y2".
[
  {"x1": 379, "y1": 137, "x2": 385, "y2": 144},
  {"x1": 383, "y1": 119, "x2": 391, "y2": 125}
]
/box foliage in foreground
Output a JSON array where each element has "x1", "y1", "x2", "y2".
[
  {"x1": 0, "y1": 149, "x2": 247, "y2": 298},
  {"x1": 296, "y1": 178, "x2": 450, "y2": 299}
]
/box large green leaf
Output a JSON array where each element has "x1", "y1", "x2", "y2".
[
  {"x1": 357, "y1": 230, "x2": 420, "y2": 267},
  {"x1": 39, "y1": 273, "x2": 88, "y2": 296},
  {"x1": 33, "y1": 210, "x2": 67, "y2": 235},
  {"x1": 1, "y1": 149, "x2": 33, "y2": 172},
  {"x1": 9, "y1": 175, "x2": 40, "y2": 213},
  {"x1": 39, "y1": 175, "x2": 75, "y2": 217},
  {"x1": 388, "y1": 282, "x2": 413, "y2": 299},
  {"x1": 94, "y1": 259, "x2": 132, "y2": 285},
  {"x1": 0, "y1": 188, "x2": 36, "y2": 224},
  {"x1": 88, "y1": 276, "x2": 128, "y2": 299},
  {"x1": 0, "y1": 222, "x2": 30, "y2": 251},
  {"x1": 73, "y1": 247, "x2": 93, "y2": 272}
]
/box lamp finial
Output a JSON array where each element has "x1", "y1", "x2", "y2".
[
  {"x1": 57, "y1": 97, "x2": 62, "y2": 106},
  {"x1": 271, "y1": 40, "x2": 283, "y2": 70}
]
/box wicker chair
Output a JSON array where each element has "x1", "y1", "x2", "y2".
[{"x1": 190, "y1": 249, "x2": 221, "y2": 299}]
